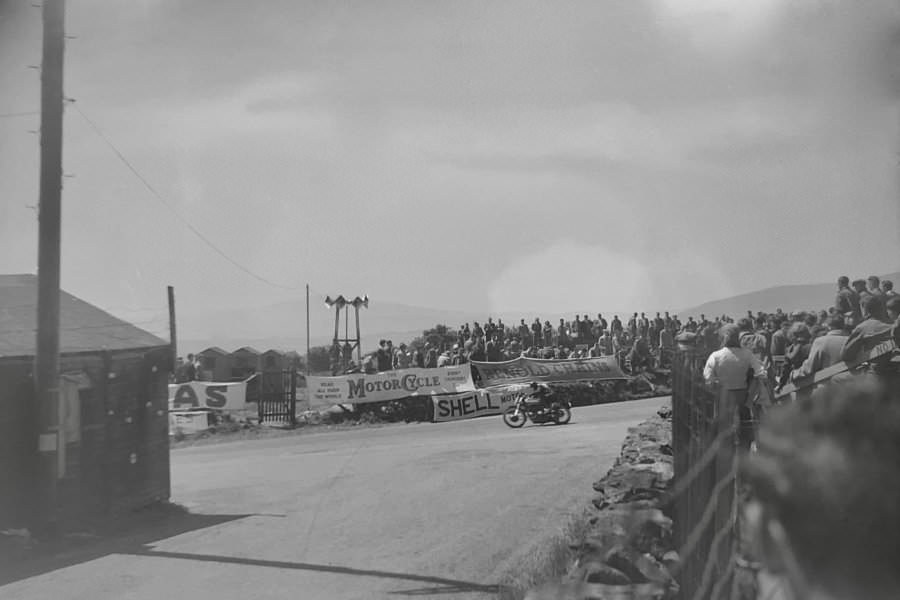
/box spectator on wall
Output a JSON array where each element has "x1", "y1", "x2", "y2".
[
  {"x1": 543, "y1": 320, "x2": 554, "y2": 348},
  {"x1": 841, "y1": 295, "x2": 894, "y2": 367},
  {"x1": 424, "y1": 344, "x2": 438, "y2": 368},
  {"x1": 627, "y1": 313, "x2": 638, "y2": 338},
  {"x1": 486, "y1": 335, "x2": 502, "y2": 362},
  {"x1": 791, "y1": 314, "x2": 848, "y2": 382},
  {"x1": 518, "y1": 319, "x2": 530, "y2": 343},
  {"x1": 557, "y1": 318, "x2": 570, "y2": 347}
]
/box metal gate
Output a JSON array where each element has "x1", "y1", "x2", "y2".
[{"x1": 258, "y1": 369, "x2": 297, "y2": 425}]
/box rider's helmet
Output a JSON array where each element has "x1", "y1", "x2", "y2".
[{"x1": 530, "y1": 381, "x2": 539, "y2": 390}]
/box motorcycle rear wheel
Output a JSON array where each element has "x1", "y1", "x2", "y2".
[
  {"x1": 502, "y1": 407, "x2": 527, "y2": 428},
  {"x1": 553, "y1": 406, "x2": 572, "y2": 425}
]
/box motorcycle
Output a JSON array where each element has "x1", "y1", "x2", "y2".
[{"x1": 502, "y1": 393, "x2": 572, "y2": 428}]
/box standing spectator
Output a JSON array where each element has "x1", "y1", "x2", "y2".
[
  {"x1": 868, "y1": 275, "x2": 885, "y2": 299},
  {"x1": 394, "y1": 343, "x2": 411, "y2": 369},
  {"x1": 853, "y1": 279, "x2": 871, "y2": 306},
  {"x1": 436, "y1": 347, "x2": 452, "y2": 367},
  {"x1": 486, "y1": 335, "x2": 502, "y2": 362},
  {"x1": 638, "y1": 312, "x2": 650, "y2": 340},
  {"x1": 769, "y1": 319, "x2": 790, "y2": 358},
  {"x1": 627, "y1": 313, "x2": 638, "y2": 338},
  {"x1": 376, "y1": 340, "x2": 392, "y2": 372},
  {"x1": 703, "y1": 324, "x2": 767, "y2": 449},
  {"x1": 557, "y1": 318, "x2": 570, "y2": 347},
  {"x1": 451, "y1": 344, "x2": 468, "y2": 366},
  {"x1": 684, "y1": 316, "x2": 698, "y2": 333},
  {"x1": 411, "y1": 345, "x2": 425, "y2": 368},
  {"x1": 472, "y1": 321, "x2": 484, "y2": 342},
  {"x1": 659, "y1": 326, "x2": 674, "y2": 368},
  {"x1": 424, "y1": 345, "x2": 438, "y2": 368},
  {"x1": 484, "y1": 318, "x2": 496, "y2": 341},
  {"x1": 597, "y1": 313, "x2": 608, "y2": 334},
  {"x1": 543, "y1": 320, "x2": 554, "y2": 347},
  {"x1": 791, "y1": 314, "x2": 848, "y2": 381},
  {"x1": 385, "y1": 340, "x2": 395, "y2": 368},
  {"x1": 629, "y1": 335, "x2": 651, "y2": 373},
  {"x1": 496, "y1": 319, "x2": 506, "y2": 343},
  {"x1": 835, "y1": 275, "x2": 859, "y2": 320},
  {"x1": 607, "y1": 315, "x2": 620, "y2": 336},
  {"x1": 580, "y1": 314, "x2": 593, "y2": 344},
  {"x1": 883, "y1": 279, "x2": 897, "y2": 298},
  {"x1": 598, "y1": 331, "x2": 613, "y2": 356},
  {"x1": 470, "y1": 341, "x2": 486, "y2": 362},
  {"x1": 518, "y1": 319, "x2": 530, "y2": 343},
  {"x1": 531, "y1": 317, "x2": 543, "y2": 347},
  {"x1": 777, "y1": 323, "x2": 812, "y2": 392}
]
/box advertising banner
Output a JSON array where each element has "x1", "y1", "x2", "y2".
[
  {"x1": 307, "y1": 366, "x2": 475, "y2": 410},
  {"x1": 468, "y1": 357, "x2": 627, "y2": 388},
  {"x1": 431, "y1": 390, "x2": 507, "y2": 423},
  {"x1": 168, "y1": 380, "x2": 248, "y2": 411}
]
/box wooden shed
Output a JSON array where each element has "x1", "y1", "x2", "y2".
[
  {"x1": 196, "y1": 346, "x2": 231, "y2": 381},
  {"x1": 230, "y1": 346, "x2": 261, "y2": 379},
  {"x1": 0, "y1": 274, "x2": 171, "y2": 528},
  {"x1": 261, "y1": 349, "x2": 286, "y2": 371}
]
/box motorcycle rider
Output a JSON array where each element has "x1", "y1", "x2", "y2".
[{"x1": 526, "y1": 381, "x2": 555, "y2": 413}]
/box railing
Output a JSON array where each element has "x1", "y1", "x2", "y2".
[{"x1": 671, "y1": 342, "x2": 742, "y2": 600}]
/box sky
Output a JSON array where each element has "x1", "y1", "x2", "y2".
[{"x1": 2, "y1": 0, "x2": 899, "y2": 335}]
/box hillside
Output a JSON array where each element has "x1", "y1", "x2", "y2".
[{"x1": 679, "y1": 271, "x2": 900, "y2": 318}]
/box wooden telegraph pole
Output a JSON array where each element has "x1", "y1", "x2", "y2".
[
  {"x1": 167, "y1": 286, "x2": 177, "y2": 368},
  {"x1": 33, "y1": 0, "x2": 66, "y2": 532}
]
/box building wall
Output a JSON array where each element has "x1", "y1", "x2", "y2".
[{"x1": 0, "y1": 346, "x2": 171, "y2": 528}]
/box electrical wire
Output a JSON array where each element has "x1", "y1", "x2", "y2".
[{"x1": 71, "y1": 103, "x2": 304, "y2": 291}]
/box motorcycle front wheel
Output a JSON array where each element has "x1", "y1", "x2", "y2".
[
  {"x1": 553, "y1": 406, "x2": 572, "y2": 425},
  {"x1": 502, "y1": 407, "x2": 527, "y2": 428}
]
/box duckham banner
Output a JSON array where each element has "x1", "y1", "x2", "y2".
[
  {"x1": 168, "y1": 380, "x2": 248, "y2": 411},
  {"x1": 468, "y1": 357, "x2": 627, "y2": 388},
  {"x1": 307, "y1": 366, "x2": 475, "y2": 409}
]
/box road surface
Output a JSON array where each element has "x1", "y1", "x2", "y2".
[{"x1": 1, "y1": 397, "x2": 664, "y2": 600}]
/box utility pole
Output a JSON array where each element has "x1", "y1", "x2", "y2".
[
  {"x1": 33, "y1": 0, "x2": 66, "y2": 533},
  {"x1": 167, "y1": 286, "x2": 177, "y2": 369},
  {"x1": 305, "y1": 284, "x2": 310, "y2": 378}
]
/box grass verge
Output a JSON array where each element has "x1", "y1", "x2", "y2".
[{"x1": 494, "y1": 505, "x2": 593, "y2": 600}]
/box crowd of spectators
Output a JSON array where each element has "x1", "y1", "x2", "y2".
[{"x1": 345, "y1": 274, "x2": 899, "y2": 380}]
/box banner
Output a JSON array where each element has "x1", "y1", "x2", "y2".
[
  {"x1": 468, "y1": 357, "x2": 627, "y2": 388},
  {"x1": 431, "y1": 390, "x2": 502, "y2": 422},
  {"x1": 168, "y1": 380, "x2": 248, "y2": 411},
  {"x1": 307, "y1": 366, "x2": 475, "y2": 410}
]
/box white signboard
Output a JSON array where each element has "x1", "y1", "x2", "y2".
[
  {"x1": 169, "y1": 411, "x2": 211, "y2": 435},
  {"x1": 168, "y1": 380, "x2": 248, "y2": 411},
  {"x1": 307, "y1": 366, "x2": 475, "y2": 410}
]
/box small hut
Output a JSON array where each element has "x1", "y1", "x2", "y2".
[
  {"x1": 196, "y1": 346, "x2": 231, "y2": 381},
  {"x1": 0, "y1": 274, "x2": 171, "y2": 528},
  {"x1": 230, "y1": 346, "x2": 261, "y2": 379}
]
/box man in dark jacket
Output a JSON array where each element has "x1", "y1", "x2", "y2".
[
  {"x1": 835, "y1": 275, "x2": 859, "y2": 320},
  {"x1": 841, "y1": 295, "x2": 893, "y2": 366},
  {"x1": 791, "y1": 314, "x2": 848, "y2": 381}
]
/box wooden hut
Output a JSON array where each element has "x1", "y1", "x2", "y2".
[
  {"x1": 230, "y1": 346, "x2": 261, "y2": 380},
  {"x1": 0, "y1": 274, "x2": 171, "y2": 528},
  {"x1": 196, "y1": 346, "x2": 231, "y2": 381}
]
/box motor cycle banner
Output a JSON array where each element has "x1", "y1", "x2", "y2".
[
  {"x1": 468, "y1": 357, "x2": 627, "y2": 388},
  {"x1": 307, "y1": 366, "x2": 475, "y2": 410},
  {"x1": 168, "y1": 380, "x2": 248, "y2": 411},
  {"x1": 431, "y1": 390, "x2": 513, "y2": 423}
]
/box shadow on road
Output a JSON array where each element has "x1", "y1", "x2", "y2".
[
  {"x1": 122, "y1": 548, "x2": 504, "y2": 596},
  {"x1": 0, "y1": 509, "x2": 252, "y2": 587}
]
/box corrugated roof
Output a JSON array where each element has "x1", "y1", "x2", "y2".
[
  {"x1": 233, "y1": 346, "x2": 260, "y2": 355},
  {"x1": 0, "y1": 274, "x2": 168, "y2": 358}
]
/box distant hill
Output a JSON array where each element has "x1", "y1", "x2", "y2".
[{"x1": 679, "y1": 271, "x2": 900, "y2": 319}]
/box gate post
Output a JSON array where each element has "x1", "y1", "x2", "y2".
[{"x1": 289, "y1": 368, "x2": 297, "y2": 426}]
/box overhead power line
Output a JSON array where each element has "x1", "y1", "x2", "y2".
[{"x1": 71, "y1": 103, "x2": 303, "y2": 291}]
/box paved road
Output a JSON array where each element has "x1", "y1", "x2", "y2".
[{"x1": 1, "y1": 397, "x2": 664, "y2": 600}]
